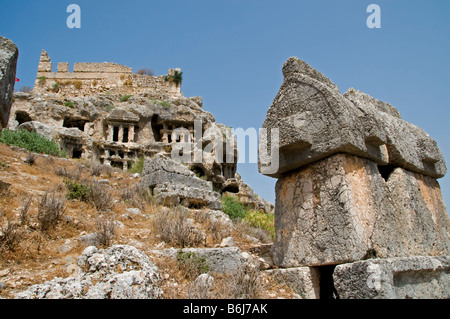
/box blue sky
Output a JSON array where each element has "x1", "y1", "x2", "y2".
[{"x1": 1, "y1": 0, "x2": 449, "y2": 207}]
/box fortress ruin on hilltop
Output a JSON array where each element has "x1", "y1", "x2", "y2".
[{"x1": 33, "y1": 50, "x2": 182, "y2": 98}]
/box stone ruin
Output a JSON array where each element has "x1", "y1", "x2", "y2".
[
  {"x1": 7, "y1": 50, "x2": 273, "y2": 213},
  {"x1": 259, "y1": 57, "x2": 450, "y2": 298},
  {"x1": 0, "y1": 36, "x2": 18, "y2": 132},
  {"x1": 33, "y1": 50, "x2": 182, "y2": 98}
]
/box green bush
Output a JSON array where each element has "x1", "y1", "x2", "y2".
[
  {"x1": 177, "y1": 250, "x2": 209, "y2": 280},
  {"x1": 120, "y1": 95, "x2": 132, "y2": 102},
  {"x1": 105, "y1": 104, "x2": 115, "y2": 112},
  {"x1": 164, "y1": 70, "x2": 183, "y2": 85},
  {"x1": 128, "y1": 157, "x2": 144, "y2": 174},
  {"x1": 243, "y1": 210, "x2": 275, "y2": 240},
  {"x1": 64, "y1": 100, "x2": 74, "y2": 108},
  {"x1": 0, "y1": 129, "x2": 66, "y2": 157},
  {"x1": 64, "y1": 178, "x2": 91, "y2": 202},
  {"x1": 222, "y1": 196, "x2": 246, "y2": 221}
]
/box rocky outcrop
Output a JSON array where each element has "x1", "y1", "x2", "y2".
[
  {"x1": 141, "y1": 153, "x2": 222, "y2": 210},
  {"x1": 15, "y1": 245, "x2": 162, "y2": 299},
  {"x1": 0, "y1": 36, "x2": 18, "y2": 131},
  {"x1": 259, "y1": 57, "x2": 449, "y2": 299}
]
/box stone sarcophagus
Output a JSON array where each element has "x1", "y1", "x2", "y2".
[{"x1": 259, "y1": 57, "x2": 450, "y2": 298}]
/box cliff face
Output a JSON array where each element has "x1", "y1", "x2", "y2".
[{"x1": 0, "y1": 36, "x2": 18, "y2": 131}]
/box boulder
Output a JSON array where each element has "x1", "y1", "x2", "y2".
[
  {"x1": 0, "y1": 36, "x2": 18, "y2": 131},
  {"x1": 141, "y1": 153, "x2": 222, "y2": 210},
  {"x1": 18, "y1": 121, "x2": 54, "y2": 140},
  {"x1": 149, "y1": 247, "x2": 247, "y2": 274},
  {"x1": 15, "y1": 245, "x2": 162, "y2": 299}
]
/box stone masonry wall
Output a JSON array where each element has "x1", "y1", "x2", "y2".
[
  {"x1": 259, "y1": 57, "x2": 450, "y2": 298},
  {"x1": 33, "y1": 50, "x2": 181, "y2": 98}
]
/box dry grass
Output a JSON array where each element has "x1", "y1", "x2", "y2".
[
  {"x1": 88, "y1": 181, "x2": 114, "y2": 211},
  {"x1": 152, "y1": 207, "x2": 205, "y2": 248},
  {"x1": 37, "y1": 191, "x2": 66, "y2": 232},
  {"x1": 0, "y1": 143, "x2": 299, "y2": 300},
  {"x1": 94, "y1": 212, "x2": 116, "y2": 248}
]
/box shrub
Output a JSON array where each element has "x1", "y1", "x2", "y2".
[
  {"x1": 152, "y1": 208, "x2": 204, "y2": 247},
  {"x1": 222, "y1": 196, "x2": 246, "y2": 221},
  {"x1": 135, "y1": 68, "x2": 155, "y2": 76},
  {"x1": 94, "y1": 213, "x2": 116, "y2": 247},
  {"x1": 177, "y1": 250, "x2": 209, "y2": 280},
  {"x1": 51, "y1": 82, "x2": 60, "y2": 92},
  {"x1": 164, "y1": 70, "x2": 183, "y2": 85},
  {"x1": 64, "y1": 178, "x2": 113, "y2": 211},
  {"x1": 89, "y1": 181, "x2": 114, "y2": 211},
  {"x1": 0, "y1": 219, "x2": 23, "y2": 252},
  {"x1": 37, "y1": 191, "x2": 66, "y2": 232},
  {"x1": 55, "y1": 166, "x2": 82, "y2": 180},
  {"x1": 0, "y1": 180, "x2": 11, "y2": 197},
  {"x1": 38, "y1": 76, "x2": 46, "y2": 86},
  {"x1": 227, "y1": 262, "x2": 262, "y2": 299},
  {"x1": 119, "y1": 183, "x2": 152, "y2": 209},
  {"x1": 159, "y1": 100, "x2": 170, "y2": 108},
  {"x1": 90, "y1": 163, "x2": 112, "y2": 177},
  {"x1": 64, "y1": 178, "x2": 90, "y2": 202},
  {"x1": 20, "y1": 195, "x2": 33, "y2": 227},
  {"x1": 128, "y1": 157, "x2": 144, "y2": 174},
  {"x1": 0, "y1": 129, "x2": 67, "y2": 157},
  {"x1": 105, "y1": 104, "x2": 115, "y2": 112},
  {"x1": 73, "y1": 80, "x2": 82, "y2": 90},
  {"x1": 120, "y1": 95, "x2": 132, "y2": 102},
  {"x1": 64, "y1": 100, "x2": 74, "y2": 108},
  {"x1": 25, "y1": 152, "x2": 37, "y2": 166}
]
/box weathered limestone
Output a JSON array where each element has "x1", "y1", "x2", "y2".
[
  {"x1": 266, "y1": 267, "x2": 320, "y2": 299},
  {"x1": 73, "y1": 62, "x2": 132, "y2": 73},
  {"x1": 0, "y1": 36, "x2": 18, "y2": 131},
  {"x1": 15, "y1": 245, "x2": 162, "y2": 299},
  {"x1": 149, "y1": 247, "x2": 249, "y2": 274},
  {"x1": 18, "y1": 121, "x2": 53, "y2": 140},
  {"x1": 33, "y1": 50, "x2": 182, "y2": 98},
  {"x1": 141, "y1": 154, "x2": 223, "y2": 210},
  {"x1": 260, "y1": 57, "x2": 449, "y2": 299},
  {"x1": 271, "y1": 153, "x2": 450, "y2": 267},
  {"x1": 333, "y1": 256, "x2": 450, "y2": 299},
  {"x1": 261, "y1": 57, "x2": 446, "y2": 179}
]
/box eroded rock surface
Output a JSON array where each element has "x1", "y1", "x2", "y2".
[{"x1": 15, "y1": 245, "x2": 162, "y2": 299}]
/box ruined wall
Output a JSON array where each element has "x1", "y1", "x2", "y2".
[
  {"x1": 33, "y1": 50, "x2": 182, "y2": 98},
  {"x1": 260, "y1": 57, "x2": 450, "y2": 298}
]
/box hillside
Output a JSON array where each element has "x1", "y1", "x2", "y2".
[{"x1": 0, "y1": 142, "x2": 297, "y2": 299}]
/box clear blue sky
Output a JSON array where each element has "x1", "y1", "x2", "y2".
[{"x1": 1, "y1": 0, "x2": 449, "y2": 208}]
